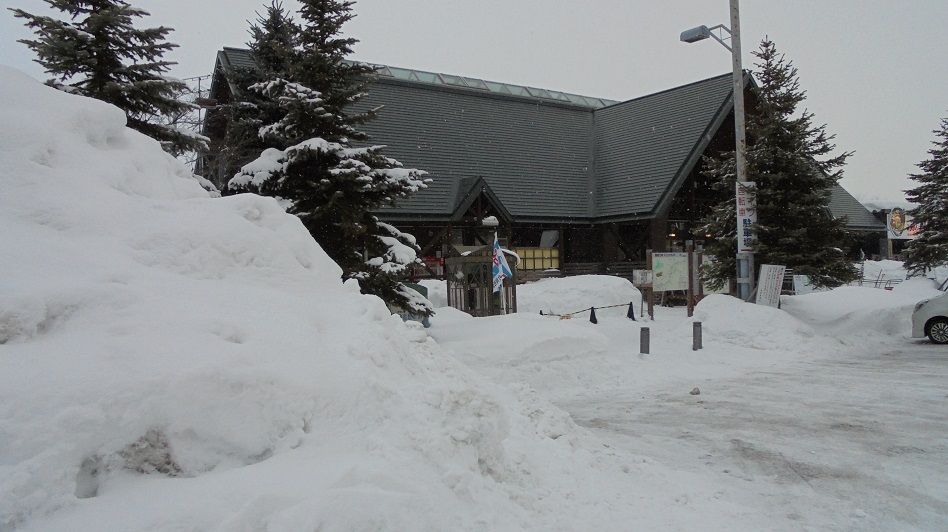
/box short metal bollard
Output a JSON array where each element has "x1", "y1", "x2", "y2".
[
  {"x1": 640, "y1": 327, "x2": 650, "y2": 354},
  {"x1": 693, "y1": 321, "x2": 702, "y2": 351}
]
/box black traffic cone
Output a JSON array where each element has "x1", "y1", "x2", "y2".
[
  {"x1": 589, "y1": 307, "x2": 598, "y2": 324},
  {"x1": 627, "y1": 301, "x2": 636, "y2": 321}
]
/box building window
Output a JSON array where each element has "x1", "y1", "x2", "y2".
[{"x1": 513, "y1": 247, "x2": 560, "y2": 270}]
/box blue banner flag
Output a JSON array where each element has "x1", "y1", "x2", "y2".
[{"x1": 492, "y1": 232, "x2": 512, "y2": 293}]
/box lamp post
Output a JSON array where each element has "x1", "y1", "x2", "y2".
[{"x1": 680, "y1": 0, "x2": 755, "y2": 301}]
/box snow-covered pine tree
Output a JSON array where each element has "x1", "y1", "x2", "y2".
[
  {"x1": 702, "y1": 38, "x2": 858, "y2": 290},
  {"x1": 10, "y1": 0, "x2": 207, "y2": 155},
  {"x1": 902, "y1": 118, "x2": 948, "y2": 275},
  {"x1": 294, "y1": 0, "x2": 377, "y2": 140},
  {"x1": 217, "y1": 0, "x2": 300, "y2": 188},
  {"x1": 228, "y1": 0, "x2": 432, "y2": 316}
]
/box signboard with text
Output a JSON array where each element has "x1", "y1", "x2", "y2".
[
  {"x1": 736, "y1": 181, "x2": 757, "y2": 253},
  {"x1": 652, "y1": 253, "x2": 689, "y2": 292},
  {"x1": 632, "y1": 269, "x2": 653, "y2": 287},
  {"x1": 755, "y1": 264, "x2": 786, "y2": 307}
]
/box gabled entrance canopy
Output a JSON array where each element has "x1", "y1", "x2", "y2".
[{"x1": 451, "y1": 177, "x2": 512, "y2": 224}]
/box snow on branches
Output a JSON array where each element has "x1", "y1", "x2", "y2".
[{"x1": 226, "y1": 75, "x2": 431, "y2": 316}]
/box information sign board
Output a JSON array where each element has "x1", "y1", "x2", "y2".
[
  {"x1": 755, "y1": 264, "x2": 786, "y2": 307},
  {"x1": 652, "y1": 253, "x2": 689, "y2": 292}
]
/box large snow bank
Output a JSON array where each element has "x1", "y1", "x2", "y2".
[
  {"x1": 417, "y1": 274, "x2": 641, "y2": 319},
  {"x1": 693, "y1": 295, "x2": 817, "y2": 351},
  {"x1": 0, "y1": 67, "x2": 664, "y2": 531},
  {"x1": 517, "y1": 275, "x2": 642, "y2": 318},
  {"x1": 858, "y1": 259, "x2": 907, "y2": 283},
  {"x1": 782, "y1": 280, "x2": 943, "y2": 342}
]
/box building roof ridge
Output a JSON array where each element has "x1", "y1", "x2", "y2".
[{"x1": 217, "y1": 47, "x2": 618, "y2": 109}]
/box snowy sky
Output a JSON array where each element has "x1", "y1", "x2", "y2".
[{"x1": 3, "y1": 0, "x2": 946, "y2": 204}]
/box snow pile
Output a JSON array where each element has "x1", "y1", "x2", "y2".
[
  {"x1": 858, "y1": 259, "x2": 907, "y2": 283},
  {"x1": 429, "y1": 309, "x2": 616, "y2": 397},
  {"x1": 932, "y1": 265, "x2": 948, "y2": 287},
  {"x1": 418, "y1": 278, "x2": 448, "y2": 307},
  {"x1": 417, "y1": 275, "x2": 641, "y2": 317},
  {"x1": 517, "y1": 275, "x2": 642, "y2": 318},
  {"x1": 782, "y1": 280, "x2": 943, "y2": 341},
  {"x1": 0, "y1": 67, "x2": 658, "y2": 531},
  {"x1": 692, "y1": 295, "x2": 816, "y2": 351}
]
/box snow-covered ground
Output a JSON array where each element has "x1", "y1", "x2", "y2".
[
  {"x1": 3, "y1": 65, "x2": 948, "y2": 531},
  {"x1": 0, "y1": 66, "x2": 667, "y2": 531},
  {"x1": 429, "y1": 276, "x2": 948, "y2": 530}
]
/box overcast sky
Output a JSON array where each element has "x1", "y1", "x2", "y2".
[{"x1": 3, "y1": 0, "x2": 946, "y2": 204}]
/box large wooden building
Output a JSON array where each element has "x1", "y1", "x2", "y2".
[{"x1": 202, "y1": 48, "x2": 884, "y2": 277}]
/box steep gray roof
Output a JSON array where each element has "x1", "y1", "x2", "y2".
[
  {"x1": 350, "y1": 79, "x2": 595, "y2": 220},
  {"x1": 594, "y1": 73, "x2": 735, "y2": 219},
  {"x1": 829, "y1": 184, "x2": 884, "y2": 230},
  {"x1": 213, "y1": 48, "x2": 877, "y2": 229},
  {"x1": 219, "y1": 47, "x2": 256, "y2": 70}
]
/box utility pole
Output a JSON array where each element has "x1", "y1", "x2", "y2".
[{"x1": 730, "y1": 0, "x2": 754, "y2": 301}]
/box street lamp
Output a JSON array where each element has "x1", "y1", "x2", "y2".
[{"x1": 680, "y1": 0, "x2": 755, "y2": 301}]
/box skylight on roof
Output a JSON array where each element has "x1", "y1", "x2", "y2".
[
  {"x1": 525, "y1": 87, "x2": 552, "y2": 99},
  {"x1": 548, "y1": 91, "x2": 571, "y2": 102},
  {"x1": 440, "y1": 74, "x2": 467, "y2": 87},
  {"x1": 387, "y1": 67, "x2": 415, "y2": 80},
  {"x1": 462, "y1": 77, "x2": 489, "y2": 90},
  {"x1": 414, "y1": 71, "x2": 440, "y2": 83},
  {"x1": 251, "y1": 51, "x2": 617, "y2": 108}
]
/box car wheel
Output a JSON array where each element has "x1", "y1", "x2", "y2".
[{"x1": 928, "y1": 318, "x2": 948, "y2": 345}]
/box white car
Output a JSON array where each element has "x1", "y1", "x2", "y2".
[{"x1": 912, "y1": 288, "x2": 948, "y2": 344}]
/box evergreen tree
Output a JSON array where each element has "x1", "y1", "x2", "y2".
[
  {"x1": 702, "y1": 38, "x2": 858, "y2": 290},
  {"x1": 10, "y1": 0, "x2": 206, "y2": 155},
  {"x1": 294, "y1": 0, "x2": 377, "y2": 141},
  {"x1": 902, "y1": 118, "x2": 948, "y2": 275},
  {"x1": 228, "y1": 0, "x2": 432, "y2": 315},
  {"x1": 216, "y1": 1, "x2": 300, "y2": 186}
]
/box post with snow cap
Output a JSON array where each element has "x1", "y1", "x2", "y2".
[
  {"x1": 640, "y1": 327, "x2": 650, "y2": 355},
  {"x1": 693, "y1": 321, "x2": 703, "y2": 351}
]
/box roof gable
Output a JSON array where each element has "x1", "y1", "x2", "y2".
[
  {"x1": 829, "y1": 184, "x2": 885, "y2": 230},
  {"x1": 452, "y1": 177, "x2": 513, "y2": 222},
  {"x1": 593, "y1": 73, "x2": 737, "y2": 219},
  {"x1": 350, "y1": 79, "x2": 595, "y2": 220}
]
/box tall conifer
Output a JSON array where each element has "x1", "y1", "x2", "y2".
[
  {"x1": 902, "y1": 118, "x2": 948, "y2": 275},
  {"x1": 702, "y1": 38, "x2": 858, "y2": 289},
  {"x1": 11, "y1": 0, "x2": 206, "y2": 155},
  {"x1": 217, "y1": 1, "x2": 300, "y2": 185}
]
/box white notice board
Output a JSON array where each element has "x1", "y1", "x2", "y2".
[{"x1": 755, "y1": 264, "x2": 786, "y2": 307}]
